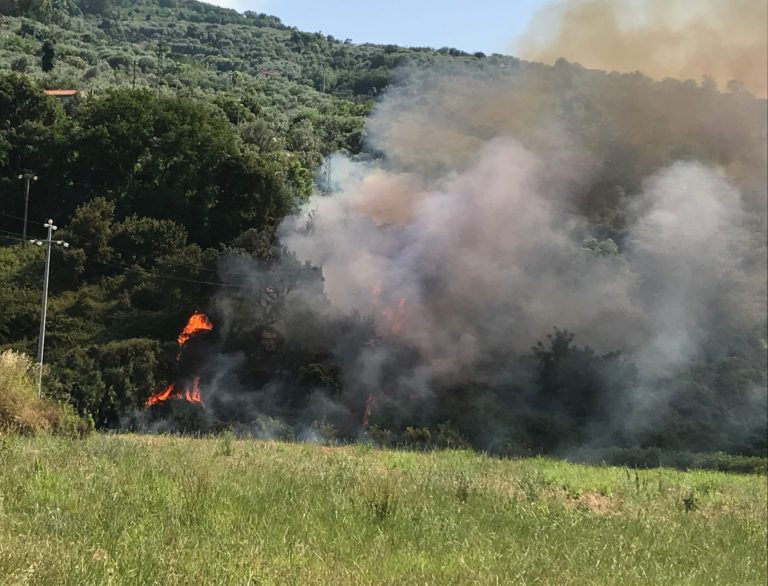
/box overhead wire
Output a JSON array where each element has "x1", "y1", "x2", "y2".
[
  {"x1": 0, "y1": 210, "x2": 264, "y2": 279},
  {"x1": 0, "y1": 226, "x2": 253, "y2": 290}
]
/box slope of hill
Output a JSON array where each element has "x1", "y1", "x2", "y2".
[
  {"x1": 0, "y1": 0, "x2": 497, "y2": 106},
  {"x1": 0, "y1": 0, "x2": 765, "y2": 456}
]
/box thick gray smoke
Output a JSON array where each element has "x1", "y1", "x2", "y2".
[
  {"x1": 280, "y1": 146, "x2": 763, "y2": 383},
  {"x1": 211, "y1": 65, "x2": 766, "y2": 448}
]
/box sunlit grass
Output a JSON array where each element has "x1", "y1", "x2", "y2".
[{"x1": 0, "y1": 434, "x2": 765, "y2": 585}]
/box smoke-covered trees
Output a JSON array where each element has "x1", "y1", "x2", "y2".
[
  {"x1": 0, "y1": 0, "x2": 765, "y2": 458},
  {"x1": 1, "y1": 62, "x2": 765, "y2": 456}
]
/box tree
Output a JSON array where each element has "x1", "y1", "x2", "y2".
[
  {"x1": 0, "y1": 74, "x2": 66, "y2": 229},
  {"x1": 68, "y1": 89, "x2": 292, "y2": 247},
  {"x1": 61, "y1": 197, "x2": 116, "y2": 280},
  {"x1": 0, "y1": 0, "x2": 16, "y2": 16},
  {"x1": 41, "y1": 41, "x2": 56, "y2": 72}
]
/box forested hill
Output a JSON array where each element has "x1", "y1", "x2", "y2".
[
  {"x1": 0, "y1": 0, "x2": 766, "y2": 456},
  {"x1": 0, "y1": 0, "x2": 519, "y2": 231},
  {"x1": 1, "y1": 0, "x2": 497, "y2": 105}
]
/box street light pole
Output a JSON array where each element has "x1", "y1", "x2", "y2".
[
  {"x1": 17, "y1": 173, "x2": 38, "y2": 240},
  {"x1": 30, "y1": 219, "x2": 68, "y2": 397}
]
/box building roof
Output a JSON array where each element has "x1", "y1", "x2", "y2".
[{"x1": 44, "y1": 89, "x2": 78, "y2": 97}]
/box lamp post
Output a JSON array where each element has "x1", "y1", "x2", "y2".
[
  {"x1": 30, "y1": 219, "x2": 68, "y2": 397},
  {"x1": 17, "y1": 173, "x2": 38, "y2": 240}
]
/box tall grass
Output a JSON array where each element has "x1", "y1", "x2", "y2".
[
  {"x1": 0, "y1": 350, "x2": 92, "y2": 437},
  {"x1": 0, "y1": 434, "x2": 764, "y2": 585}
]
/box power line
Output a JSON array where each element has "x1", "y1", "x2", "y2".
[
  {"x1": 0, "y1": 211, "x2": 45, "y2": 225},
  {"x1": 0, "y1": 227, "x2": 252, "y2": 290},
  {"x1": 0, "y1": 233, "x2": 27, "y2": 244},
  {"x1": 82, "y1": 257, "x2": 248, "y2": 289},
  {"x1": 0, "y1": 210, "x2": 262, "y2": 278}
]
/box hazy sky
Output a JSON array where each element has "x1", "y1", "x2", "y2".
[{"x1": 203, "y1": 0, "x2": 549, "y2": 54}]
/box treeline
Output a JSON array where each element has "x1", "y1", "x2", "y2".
[
  {"x1": 0, "y1": 71, "x2": 327, "y2": 427},
  {"x1": 0, "y1": 70, "x2": 765, "y2": 454},
  {"x1": 1, "y1": 0, "x2": 491, "y2": 104}
]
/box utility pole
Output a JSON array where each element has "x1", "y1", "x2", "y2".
[
  {"x1": 17, "y1": 173, "x2": 38, "y2": 240},
  {"x1": 30, "y1": 219, "x2": 68, "y2": 397}
]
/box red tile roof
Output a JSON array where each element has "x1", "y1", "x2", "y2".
[{"x1": 44, "y1": 89, "x2": 78, "y2": 97}]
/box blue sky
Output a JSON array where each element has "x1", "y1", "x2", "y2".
[{"x1": 204, "y1": 0, "x2": 549, "y2": 55}]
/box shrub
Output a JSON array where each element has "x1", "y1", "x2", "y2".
[
  {"x1": 433, "y1": 422, "x2": 470, "y2": 450},
  {"x1": 565, "y1": 447, "x2": 767, "y2": 475},
  {"x1": 11, "y1": 56, "x2": 29, "y2": 72},
  {"x1": 106, "y1": 54, "x2": 131, "y2": 71},
  {"x1": 403, "y1": 426, "x2": 432, "y2": 449},
  {"x1": 52, "y1": 402, "x2": 95, "y2": 438},
  {"x1": 309, "y1": 419, "x2": 338, "y2": 444},
  {"x1": 366, "y1": 425, "x2": 394, "y2": 447},
  {"x1": 0, "y1": 351, "x2": 93, "y2": 438},
  {"x1": 364, "y1": 481, "x2": 397, "y2": 523}
]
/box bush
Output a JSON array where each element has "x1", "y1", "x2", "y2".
[
  {"x1": 403, "y1": 426, "x2": 432, "y2": 449},
  {"x1": 0, "y1": 350, "x2": 49, "y2": 434},
  {"x1": 565, "y1": 447, "x2": 767, "y2": 475},
  {"x1": 366, "y1": 425, "x2": 394, "y2": 447},
  {"x1": 433, "y1": 422, "x2": 470, "y2": 449},
  {"x1": 0, "y1": 350, "x2": 93, "y2": 438},
  {"x1": 52, "y1": 402, "x2": 95, "y2": 438},
  {"x1": 10, "y1": 56, "x2": 29, "y2": 72}
]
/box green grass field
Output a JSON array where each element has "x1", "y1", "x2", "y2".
[{"x1": 0, "y1": 435, "x2": 765, "y2": 585}]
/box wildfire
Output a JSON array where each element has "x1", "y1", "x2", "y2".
[
  {"x1": 145, "y1": 312, "x2": 212, "y2": 408},
  {"x1": 362, "y1": 394, "x2": 378, "y2": 428},
  {"x1": 177, "y1": 311, "x2": 213, "y2": 346},
  {"x1": 145, "y1": 378, "x2": 203, "y2": 408},
  {"x1": 145, "y1": 384, "x2": 173, "y2": 407},
  {"x1": 382, "y1": 297, "x2": 408, "y2": 334},
  {"x1": 370, "y1": 286, "x2": 408, "y2": 335}
]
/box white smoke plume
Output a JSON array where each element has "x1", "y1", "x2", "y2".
[
  {"x1": 280, "y1": 147, "x2": 763, "y2": 387},
  {"x1": 213, "y1": 64, "x2": 766, "y2": 449}
]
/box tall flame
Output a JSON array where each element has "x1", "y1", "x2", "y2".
[
  {"x1": 145, "y1": 384, "x2": 173, "y2": 407},
  {"x1": 145, "y1": 312, "x2": 212, "y2": 408},
  {"x1": 382, "y1": 298, "x2": 408, "y2": 334},
  {"x1": 145, "y1": 378, "x2": 203, "y2": 408},
  {"x1": 177, "y1": 312, "x2": 213, "y2": 346},
  {"x1": 371, "y1": 286, "x2": 408, "y2": 335}
]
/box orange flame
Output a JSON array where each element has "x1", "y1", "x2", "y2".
[
  {"x1": 145, "y1": 383, "x2": 174, "y2": 407},
  {"x1": 144, "y1": 377, "x2": 204, "y2": 407},
  {"x1": 177, "y1": 311, "x2": 213, "y2": 346},
  {"x1": 183, "y1": 377, "x2": 203, "y2": 404},
  {"x1": 145, "y1": 312, "x2": 212, "y2": 408},
  {"x1": 371, "y1": 284, "x2": 409, "y2": 335},
  {"x1": 382, "y1": 297, "x2": 408, "y2": 334}
]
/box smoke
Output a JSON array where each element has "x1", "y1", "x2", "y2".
[
  {"x1": 209, "y1": 62, "x2": 766, "y2": 451},
  {"x1": 280, "y1": 147, "x2": 762, "y2": 381},
  {"x1": 513, "y1": 0, "x2": 768, "y2": 97}
]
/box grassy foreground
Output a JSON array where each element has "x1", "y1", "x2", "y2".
[{"x1": 0, "y1": 435, "x2": 765, "y2": 585}]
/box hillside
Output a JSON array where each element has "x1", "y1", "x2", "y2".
[
  {"x1": 0, "y1": 434, "x2": 765, "y2": 584},
  {"x1": 0, "y1": 0, "x2": 498, "y2": 109},
  {"x1": 0, "y1": 0, "x2": 766, "y2": 456}
]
